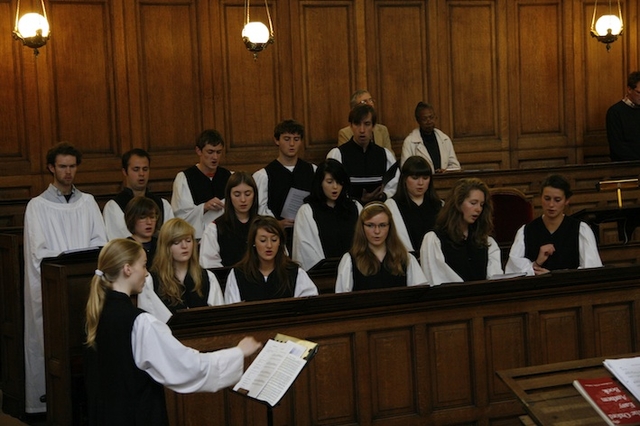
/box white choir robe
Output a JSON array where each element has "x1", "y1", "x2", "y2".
[
  {"x1": 419, "y1": 232, "x2": 503, "y2": 287},
  {"x1": 384, "y1": 198, "x2": 415, "y2": 253},
  {"x1": 292, "y1": 202, "x2": 363, "y2": 271},
  {"x1": 23, "y1": 193, "x2": 107, "y2": 413},
  {"x1": 504, "y1": 222, "x2": 603, "y2": 275},
  {"x1": 326, "y1": 146, "x2": 399, "y2": 199},
  {"x1": 103, "y1": 198, "x2": 174, "y2": 240},
  {"x1": 131, "y1": 312, "x2": 244, "y2": 392},
  {"x1": 252, "y1": 164, "x2": 318, "y2": 218},
  {"x1": 334, "y1": 252, "x2": 428, "y2": 293},
  {"x1": 171, "y1": 171, "x2": 224, "y2": 239},
  {"x1": 224, "y1": 268, "x2": 318, "y2": 304},
  {"x1": 199, "y1": 222, "x2": 223, "y2": 269},
  {"x1": 137, "y1": 271, "x2": 225, "y2": 323}
]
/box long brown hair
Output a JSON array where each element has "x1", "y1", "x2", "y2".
[
  {"x1": 151, "y1": 218, "x2": 203, "y2": 307},
  {"x1": 85, "y1": 239, "x2": 144, "y2": 348},
  {"x1": 217, "y1": 171, "x2": 258, "y2": 231},
  {"x1": 235, "y1": 216, "x2": 299, "y2": 296},
  {"x1": 350, "y1": 202, "x2": 407, "y2": 276},
  {"x1": 435, "y1": 178, "x2": 493, "y2": 247}
]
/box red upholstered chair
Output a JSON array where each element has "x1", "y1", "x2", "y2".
[{"x1": 490, "y1": 188, "x2": 534, "y2": 245}]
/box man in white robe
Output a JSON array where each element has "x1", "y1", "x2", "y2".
[
  {"x1": 23, "y1": 142, "x2": 107, "y2": 413},
  {"x1": 103, "y1": 148, "x2": 173, "y2": 240}
]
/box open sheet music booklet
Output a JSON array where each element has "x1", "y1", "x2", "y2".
[
  {"x1": 233, "y1": 334, "x2": 318, "y2": 407},
  {"x1": 605, "y1": 357, "x2": 640, "y2": 404}
]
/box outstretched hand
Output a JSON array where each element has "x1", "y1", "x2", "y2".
[{"x1": 237, "y1": 336, "x2": 262, "y2": 357}]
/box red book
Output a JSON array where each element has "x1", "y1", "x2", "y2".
[{"x1": 574, "y1": 377, "x2": 640, "y2": 425}]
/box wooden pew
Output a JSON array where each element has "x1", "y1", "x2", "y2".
[
  {"x1": 40, "y1": 254, "x2": 640, "y2": 425},
  {"x1": 41, "y1": 250, "x2": 101, "y2": 426},
  {"x1": 0, "y1": 230, "x2": 25, "y2": 417}
]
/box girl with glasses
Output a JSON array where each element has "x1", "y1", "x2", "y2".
[{"x1": 335, "y1": 202, "x2": 426, "y2": 292}]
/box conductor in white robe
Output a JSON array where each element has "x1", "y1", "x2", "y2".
[{"x1": 23, "y1": 142, "x2": 107, "y2": 413}]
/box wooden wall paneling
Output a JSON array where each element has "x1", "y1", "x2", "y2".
[
  {"x1": 309, "y1": 334, "x2": 358, "y2": 424},
  {"x1": 48, "y1": 1, "x2": 116, "y2": 161},
  {"x1": 484, "y1": 314, "x2": 529, "y2": 401},
  {"x1": 538, "y1": 308, "x2": 581, "y2": 363},
  {"x1": 370, "y1": 0, "x2": 430, "y2": 146},
  {"x1": 592, "y1": 302, "x2": 635, "y2": 356},
  {"x1": 138, "y1": 0, "x2": 202, "y2": 152},
  {"x1": 368, "y1": 328, "x2": 417, "y2": 418},
  {"x1": 0, "y1": 0, "x2": 38, "y2": 179},
  {"x1": 507, "y1": 0, "x2": 575, "y2": 167},
  {"x1": 211, "y1": 0, "x2": 283, "y2": 169},
  {"x1": 581, "y1": 2, "x2": 627, "y2": 164},
  {"x1": 445, "y1": 1, "x2": 504, "y2": 158},
  {"x1": 427, "y1": 321, "x2": 473, "y2": 409},
  {"x1": 291, "y1": 0, "x2": 355, "y2": 159}
]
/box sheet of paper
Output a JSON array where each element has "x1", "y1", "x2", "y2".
[
  {"x1": 256, "y1": 354, "x2": 306, "y2": 406},
  {"x1": 280, "y1": 188, "x2": 310, "y2": 220},
  {"x1": 233, "y1": 339, "x2": 308, "y2": 401},
  {"x1": 604, "y1": 357, "x2": 640, "y2": 403}
]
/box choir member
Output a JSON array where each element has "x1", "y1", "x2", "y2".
[{"x1": 124, "y1": 196, "x2": 160, "y2": 268}]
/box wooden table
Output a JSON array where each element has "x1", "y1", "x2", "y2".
[{"x1": 497, "y1": 355, "x2": 640, "y2": 425}]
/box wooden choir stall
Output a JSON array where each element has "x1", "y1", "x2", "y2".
[{"x1": 39, "y1": 253, "x2": 640, "y2": 426}]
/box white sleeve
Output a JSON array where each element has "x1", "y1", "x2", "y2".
[
  {"x1": 293, "y1": 268, "x2": 319, "y2": 297},
  {"x1": 224, "y1": 269, "x2": 242, "y2": 304},
  {"x1": 171, "y1": 172, "x2": 204, "y2": 231},
  {"x1": 486, "y1": 237, "x2": 504, "y2": 278},
  {"x1": 419, "y1": 232, "x2": 463, "y2": 286},
  {"x1": 334, "y1": 253, "x2": 354, "y2": 293},
  {"x1": 199, "y1": 223, "x2": 223, "y2": 268},
  {"x1": 579, "y1": 222, "x2": 603, "y2": 269},
  {"x1": 504, "y1": 225, "x2": 535, "y2": 276},
  {"x1": 443, "y1": 138, "x2": 461, "y2": 171},
  {"x1": 206, "y1": 270, "x2": 226, "y2": 306},
  {"x1": 253, "y1": 168, "x2": 275, "y2": 217},
  {"x1": 406, "y1": 255, "x2": 428, "y2": 286},
  {"x1": 137, "y1": 274, "x2": 173, "y2": 323},
  {"x1": 400, "y1": 136, "x2": 413, "y2": 166},
  {"x1": 292, "y1": 204, "x2": 325, "y2": 271},
  {"x1": 162, "y1": 199, "x2": 175, "y2": 223},
  {"x1": 103, "y1": 200, "x2": 131, "y2": 240},
  {"x1": 326, "y1": 148, "x2": 342, "y2": 162},
  {"x1": 383, "y1": 148, "x2": 399, "y2": 198},
  {"x1": 385, "y1": 199, "x2": 413, "y2": 252},
  {"x1": 87, "y1": 196, "x2": 108, "y2": 247},
  {"x1": 132, "y1": 313, "x2": 244, "y2": 393}
]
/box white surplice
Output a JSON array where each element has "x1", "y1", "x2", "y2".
[
  {"x1": 23, "y1": 189, "x2": 107, "y2": 413},
  {"x1": 171, "y1": 171, "x2": 224, "y2": 239}
]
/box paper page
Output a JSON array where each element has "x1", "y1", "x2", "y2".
[
  {"x1": 233, "y1": 339, "x2": 307, "y2": 398},
  {"x1": 256, "y1": 354, "x2": 306, "y2": 406},
  {"x1": 604, "y1": 357, "x2": 640, "y2": 402},
  {"x1": 280, "y1": 188, "x2": 310, "y2": 220}
]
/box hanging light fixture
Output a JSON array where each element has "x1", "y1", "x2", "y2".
[
  {"x1": 242, "y1": 0, "x2": 274, "y2": 60},
  {"x1": 13, "y1": 0, "x2": 50, "y2": 56},
  {"x1": 590, "y1": 0, "x2": 623, "y2": 51}
]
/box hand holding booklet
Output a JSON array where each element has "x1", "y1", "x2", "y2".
[{"x1": 233, "y1": 334, "x2": 318, "y2": 407}]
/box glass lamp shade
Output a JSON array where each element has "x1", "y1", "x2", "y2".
[
  {"x1": 242, "y1": 22, "x2": 270, "y2": 43},
  {"x1": 17, "y1": 13, "x2": 50, "y2": 39},
  {"x1": 594, "y1": 14, "x2": 622, "y2": 36}
]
